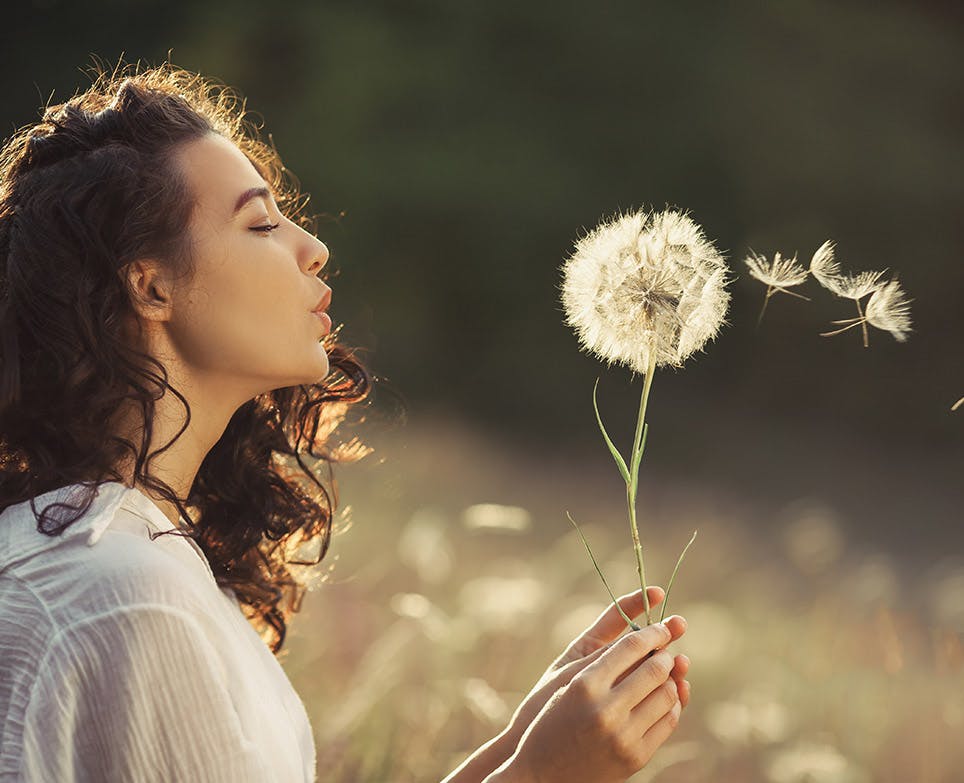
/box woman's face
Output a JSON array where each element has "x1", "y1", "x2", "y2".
[{"x1": 157, "y1": 132, "x2": 332, "y2": 402}]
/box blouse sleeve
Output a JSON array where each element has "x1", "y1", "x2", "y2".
[{"x1": 20, "y1": 604, "x2": 274, "y2": 783}]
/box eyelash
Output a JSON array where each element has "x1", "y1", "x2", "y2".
[{"x1": 251, "y1": 222, "x2": 281, "y2": 234}]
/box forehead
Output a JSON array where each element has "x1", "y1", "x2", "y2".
[{"x1": 177, "y1": 133, "x2": 269, "y2": 217}]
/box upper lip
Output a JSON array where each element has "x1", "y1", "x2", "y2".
[{"x1": 311, "y1": 289, "x2": 332, "y2": 314}]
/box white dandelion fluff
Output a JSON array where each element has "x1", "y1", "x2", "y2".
[
  {"x1": 744, "y1": 249, "x2": 811, "y2": 325},
  {"x1": 865, "y1": 278, "x2": 913, "y2": 342},
  {"x1": 823, "y1": 269, "x2": 887, "y2": 300},
  {"x1": 811, "y1": 239, "x2": 894, "y2": 347},
  {"x1": 560, "y1": 207, "x2": 732, "y2": 375},
  {"x1": 809, "y1": 239, "x2": 841, "y2": 288},
  {"x1": 810, "y1": 239, "x2": 887, "y2": 300},
  {"x1": 820, "y1": 277, "x2": 913, "y2": 346},
  {"x1": 745, "y1": 250, "x2": 810, "y2": 290}
]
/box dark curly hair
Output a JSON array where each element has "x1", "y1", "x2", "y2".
[{"x1": 0, "y1": 56, "x2": 378, "y2": 655}]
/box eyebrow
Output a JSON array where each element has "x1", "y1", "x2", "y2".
[{"x1": 233, "y1": 186, "x2": 272, "y2": 215}]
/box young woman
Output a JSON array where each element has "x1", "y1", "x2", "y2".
[{"x1": 0, "y1": 59, "x2": 691, "y2": 782}]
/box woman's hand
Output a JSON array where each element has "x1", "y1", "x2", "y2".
[
  {"x1": 504, "y1": 587, "x2": 689, "y2": 748},
  {"x1": 443, "y1": 587, "x2": 689, "y2": 783},
  {"x1": 492, "y1": 619, "x2": 686, "y2": 783}
]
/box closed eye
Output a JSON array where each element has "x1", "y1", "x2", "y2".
[{"x1": 250, "y1": 222, "x2": 281, "y2": 234}]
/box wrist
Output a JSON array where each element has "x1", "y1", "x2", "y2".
[
  {"x1": 482, "y1": 754, "x2": 535, "y2": 783},
  {"x1": 439, "y1": 726, "x2": 521, "y2": 783}
]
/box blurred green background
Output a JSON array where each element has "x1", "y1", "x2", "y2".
[{"x1": 3, "y1": 1, "x2": 963, "y2": 780}]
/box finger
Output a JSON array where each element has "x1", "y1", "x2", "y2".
[
  {"x1": 628, "y1": 676, "x2": 679, "y2": 734},
  {"x1": 560, "y1": 587, "x2": 666, "y2": 660},
  {"x1": 611, "y1": 645, "x2": 675, "y2": 710},
  {"x1": 544, "y1": 642, "x2": 609, "y2": 689},
  {"x1": 678, "y1": 679, "x2": 691, "y2": 708},
  {"x1": 635, "y1": 694, "x2": 682, "y2": 764},
  {"x1": 610, "y1": 617, "x2": 688, "y2": 688},
  {"x1": 581, "y1": 623, "x2": 672, "y2": 692},
  {"x1": 662, "y1": 615, "x2": 687, "y2": 645},
  {"x1": 671, "y1": 655, "x2": 690, "y2": 708}
]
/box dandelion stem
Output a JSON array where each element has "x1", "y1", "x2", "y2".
[
  {"x1": 778, "y1": 288, "x2": 811, "y2": 302},
  {"x1": 856, "y1": 298, "x2": 869, "y2": 348},
  {"x1": 659, "y1": 530, "x2": 698, "y2": 623},
  {"x1": 627, "y1": 351, "x2": 657, "y2": 625},
  {"x1": 820, "y1": 320, "x2": 865, "y2": 338},
  {"x1": 756, "y1": 288, "x2": 773, "y2": 327},
  {"x1": 567, "y1": 511, "x2": 639, "y2": 631}
]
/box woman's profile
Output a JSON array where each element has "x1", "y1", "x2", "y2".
[{"x1": 0, "y1": 57, "x2": 690, "y2": 782}]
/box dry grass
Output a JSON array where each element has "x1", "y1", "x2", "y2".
[{"x1": 278, "y1": 414, "x2": 964, "y2": 783}]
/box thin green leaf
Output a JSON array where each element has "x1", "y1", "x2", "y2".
[
  {"x1": 593, "y1": 377, "x2": 630, "y2": 485},
  {"x1": 567, "y1": 510, "x2": 639, "y2": 631},
  {"x1": 659, "y1": 530, "x2": 698, "y2": 623}
]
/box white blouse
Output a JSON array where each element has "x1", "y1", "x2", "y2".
[{"x1": 0, "y1": 480, "x2": 317, "y2": 782}]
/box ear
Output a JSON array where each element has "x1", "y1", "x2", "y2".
[{"x1": 123, "y1": 259, "x2": 174, "y2": 321}]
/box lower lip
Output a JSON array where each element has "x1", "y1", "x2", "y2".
[{"x1": 313, "y1": 311, "x2": 332, "y2": 333}]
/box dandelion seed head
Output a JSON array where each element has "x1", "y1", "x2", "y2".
[
  {"x1": 809, "y1": 239, "x2": 840, "y2": 287},
  {"x1": 560, "y1": 207, "x2": 731, "y2": 374},
  {"x1": 824, "y1": 269, "x2": 887, "y2": 300},
  {"x1": 865, "y1": 278, "x2": 913, "y2": 341},
  {"x1": 744, "y1": 250, "x2": 809, "y2": 289}
]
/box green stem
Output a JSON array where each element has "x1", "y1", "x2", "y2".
[{"x1": 627, "y1": 351, "x2": 657, "y2": 625}]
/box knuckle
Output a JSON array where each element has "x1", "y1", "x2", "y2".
[
  {"x1": 611, "y1": 733, "x2": 642, "y2": 770},
  {"x1": 568, "y1": 673, "x2": 595, "y2": 703},
  {"x1": 647, "y1": 650, "x2": 674, "y2": 679},
  {"x1": 622, "y1": 631, "x2": 651, "y2": 657},
  {"x1": 667, "y1": 702, "x2": 682, "y2": 729},
  {"x1": 591, "y1": 702, "x2": 618, "y2": 733}
]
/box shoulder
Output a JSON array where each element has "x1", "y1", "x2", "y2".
[{"x1": 2, "y1": 496, "x2": 223, "y2": 640}]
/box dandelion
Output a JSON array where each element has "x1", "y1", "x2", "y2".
[
  {"x1": 820, "y1": 277, "x2": 913, "y2": 345},
  {"x1": 560, "y1": 206, "x2": 730, "y2": 626},
  {"x1": 743, "y1": 249, "x2": 811, "y2": 325},
  {"x1": 810, "y1": 239, "x2": 889, "y2": 347},
  {"x1": 561, "y1": 207, "x2": 731, "y2": 374}
]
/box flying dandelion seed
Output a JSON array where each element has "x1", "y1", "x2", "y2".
[
  {"x1": 743, "y1": 249, "x2": 811, "y2": 325},
  {"x1": 560, "y1": 206, "x2": 730, "y2": 625},
  {"x1": 865, "y1": 278, "x2": 913, "y2": 342},
  {"x1": 809, "y1": 239, "x2": 840, "y2": 288},
  {"x1": 952, "y1": 397, "x2": 964, "y2": 412},
  {"x1": 820, "y1": 277, "x2": 913, "y2": 346},
  {"x1": 809, "y1": 239, "x2": 890, "y2": 347}
]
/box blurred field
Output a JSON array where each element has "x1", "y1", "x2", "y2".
[{"x1": 278, "y1": 413, "x2": 964, "y2": 783}]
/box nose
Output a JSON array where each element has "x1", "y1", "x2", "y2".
[{"x1": 307, "y1": 239, "x2": 329, "y2": 277}]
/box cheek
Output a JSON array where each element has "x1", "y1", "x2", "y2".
[{"x1": 168, "y1": 269, "x2": 321, "y2": 377}]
